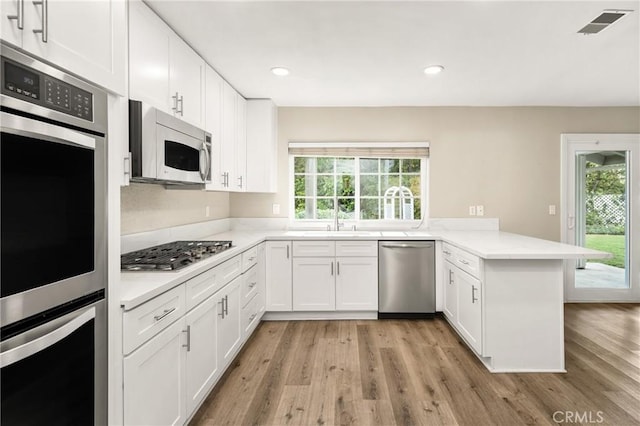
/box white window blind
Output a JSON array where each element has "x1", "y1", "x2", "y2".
[{"x1": 288, "y1": 142, "x2": 429, "y2": 158}]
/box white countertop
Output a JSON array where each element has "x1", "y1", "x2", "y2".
[{"x1": 120, "y1": 229, "x2": 609, "y2": 310}]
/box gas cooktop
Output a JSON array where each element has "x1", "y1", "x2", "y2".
[{"x1": 121, "y1": 240, "x2": 233, "y2": 271}]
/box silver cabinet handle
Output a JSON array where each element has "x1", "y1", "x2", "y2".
[
  {"x1": 172, "y1": 92, "x2": 180, "y2": 113},
  {"x1": 1, "y1": 307, "x2": 95, "y2": 368},
  {"x1": 337, "y1": 261, "x2": 340, "y2": 275},
  {"x1": 248, "y1": 256, "x2": 256, "y2": 262},
  {"x1": 7, "y1": 0, "x2": 24, "y2": 30},
  {"x1": 178, "y1": 95, "x2": 184, "y2": 116},
  {"x1": 331, "y1": 261, "x2": 334, "y2": 276},
  {"x1": 286, "y1": 244, "x2": 289, "y2": 259},
  {"x1": 443, "y1": 250, "x2": 451, "y2": 255},
  {"x1": 448, "y1": 269, "x2": 454, "y2": 284},
  {"x1": 458, "y1": 259, "x2": 470, "y2": 265},
  {"x1": 472, "y1": 285, "x2": 478, "y2": 304},
  {"x1": 238, "y1": 175, "x2": 243, "y2": 188},
  {"x1": 225, "y1": 172, "x2": 229, "y2": 187},
  {"x1": 32, "y1": 0, "x2": 47, "y2": 42},
  {"x1": 218, "y1": 298, "x2": 225, "y2": 319},
  {"x1": 221, "y1": 173, "x2": 226, "y2": 187},
  {"x1": 182, "y1": 325, "x2": 191, "y2": 352},
  {"x1": 249, "y1": 281, "x2": 257, "y2": 288},
  {"x1": 224, "y1": 295, "x2": 229, "y2": 316},
  {"x1": 153, "y1": 307, "x2": 176, "y2": 321},
  {"x1": 249, "y1": 313, "x2": 257, "y2": 322}
]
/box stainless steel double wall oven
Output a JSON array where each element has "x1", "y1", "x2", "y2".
[{"x1": 0, "y1": 44, "x2": 107, "y2": 425}]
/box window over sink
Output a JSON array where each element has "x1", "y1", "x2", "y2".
[{"x1": 288, "y1": 142, "x2": 429, "y2": 224}]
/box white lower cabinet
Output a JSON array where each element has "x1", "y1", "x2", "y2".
[
  {"x1": 216, "y1": 276, "x2": 242, "y2": 368},
  {"x1": 335, "y1": 257, "x2": 378, "y2": 310},
  {"x1": 455, "y1": 268, "x2": 482, "y2": 354},
  {"x1": 442, "y1": 260, "x2": 457, "y2": 321},
  {"x1": 124, "y1": 318, "x2": 187, "y2": 426},
  {"x1": 184, "y1": 294, "x2": 219, "y2": 416},
  {"x1": 265, "y1": 241, "x2": 293, "y2": 311},
  {"x1": 292, "y1": 257, "x2": 335, "y2": 311}
]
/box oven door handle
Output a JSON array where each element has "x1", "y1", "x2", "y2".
[
  {"x1": 0, "y1": 111, "x2": 96, "y2": 150},
  {"x1": 0, "y1": 307, "x2": 95, "y2": 368}
]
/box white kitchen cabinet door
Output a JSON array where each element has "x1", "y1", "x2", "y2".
[
  {"x1": 220, "y1": 80, "x2": 237, "y2": 189},
  {"x1": 3, "y1": 0, "x2": 126, "y2": 94},
  {"x1": 456, "y1": 267, "x2": 482, "y2": 354},
  {"x1": 217, "y1": 276, "x2": 242, "y2": 369},
  {"x1": 169, "y1": 35, "x2": 205, "y2": 127},
  {"x1": 124, "y1": 318, "x2": 187, "y2": 426},
  {"x1": 335, "y1": 257, "x2": 378, "y2": 311},
  {"x1": 205, "y1": 65, "x2": 224, "y2": 191},
  {"x1": 292, "y1": 257, "x2": 335, "y2": 311},
  {"x1": 184, "y1": 294, "x2": 219, "y2": 415},
  {"x1": 443, "y1": 260, "x2": 457, "y2": 322},
  {"x1": 1, "y1": 0, "x2": 22, "y2": 47},
  {"x1": 234, "y1": 93, "x2": 247, "y2": 191},
  {"x1": 246, "y1": 100, "x2": 278, "y2": 193},
  {"x1": 129, "y1": 0, "x2": 170, "y2": 111},
  {"x1": 265, "y1": 241, "x2": 292, "y2": 311}
]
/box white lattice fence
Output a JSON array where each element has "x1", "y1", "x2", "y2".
[{"x1": 587, "y1": 194, "x2": 625, "y2": 225}]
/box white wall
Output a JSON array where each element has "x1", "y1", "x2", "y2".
[{"x1": 230, "y1": 106, "x2": 640, "y2": 241}]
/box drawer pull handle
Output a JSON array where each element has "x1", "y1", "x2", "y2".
[
  {"x1": 182, "y1": 325, "x2": 191, "y2": 352},
  {"x1": 458, "y1": 259, "x2": 470, "y2": 265},
  {"x1": 472, "y1": 285, "x2": 478, "y2": 304},
  {"x1": 248, "y1": 256, "x2": 255, "y2": 261},
  {"x1": 249, "y1": 282, "x2": 257, "y2": 288},
  {"x1": 443, "y1": 250, "x2": 451, "y2": 255},
  {"x1": 218, "y1": 298, "x2": 225, "y2": 319},
  {"x1": 249, "y1": 313, "x2": 257, "y2": 322},
  {"x1": 448, "y1": 270, "x2": 454, "y2": 284},
  {"x1": 153, "y1": 307, "x2": 176, "y2": 321}
]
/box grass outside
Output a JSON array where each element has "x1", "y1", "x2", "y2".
[{"x1": 586, "y1": 234, "x2": 625, "y2": 268}]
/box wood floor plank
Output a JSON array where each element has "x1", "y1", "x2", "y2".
[{"x1": 190, "y1": 304, "x2": 640, "y2": 426}]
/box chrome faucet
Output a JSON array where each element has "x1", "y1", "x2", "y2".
[{"x1": 334, "y1": 197, "x2": 344, "y2": 231}]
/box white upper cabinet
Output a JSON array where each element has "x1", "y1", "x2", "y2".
[
  {"x1": 205, "y1": 65, "x2": 224, "y2": 191},
  {"x1": 235, "y1": 93, "x2": 247, "y2": 192},
  {"x1": 219, "y1": 80, "x2": 237, "y2": 190},
  {"x1": 129, "y1": 0, "x2": 204, "y2": 127},
  {"x1": 246, "y1": 100, "x2": 278, "y2": 193},
  {"x1": 1, "y1": 0, "x2": 126, "y2": 94}
]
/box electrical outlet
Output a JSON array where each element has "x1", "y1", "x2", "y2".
[
  {"x1": 205, "y1": 206, "x2": 210, "y2": 217},
  {"x1": 469, "y1": 206, "x2": 476, "y2": 216},
  {"x1": 476, "y1": 205, "x2": 484, "y2": 216},
  {"x1": 272, "y1": 203, "x2": 280, "y2": 215},
  {"x1": 549, "y1": 205, "x2": 557, "y2": 215}
]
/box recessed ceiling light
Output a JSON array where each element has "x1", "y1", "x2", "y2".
[
  {"x1": 424, "y1": 65, "x2": 444, "y2": 75},
  {"x1": 271, "y1": 67, "x2": 290, "y2": 76}
]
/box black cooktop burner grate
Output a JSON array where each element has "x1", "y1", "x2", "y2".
[{"x1": 121, "y1": 240, "x2": 233, "y2": 271}]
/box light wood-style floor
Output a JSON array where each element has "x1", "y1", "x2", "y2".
[{"x1": 190, "y1": 304, "x2": 640, "y2": 426}]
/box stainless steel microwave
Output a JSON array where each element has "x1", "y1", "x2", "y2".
[{"x1": 129, "y1": 100, "x2": 211, "y2": 185}]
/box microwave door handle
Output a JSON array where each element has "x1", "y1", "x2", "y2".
[
  {"x1": 199, "y1": 142, "x2": 210, "y2": 182},
  {"x1": 1, "y1": 112, "x2": 95, "y2": 150},
  {"x1": 0, "y1": 307, "x2": 95, "y2": 368}
]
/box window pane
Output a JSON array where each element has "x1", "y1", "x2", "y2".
[
  {"x1": 401, "y1": 159, "x2": 421, "y2": 173},
  {"x1": 337, "y1": 175, "x2": 355, "y2": 197},
  {"x1": 336, "y1": 158, "x2": 355, "y2": 174},
  {"x1": 294, "y1": 198, "x2": 313, "y2": 219},
  {"x1": 317, "y1": 198, "x2": 334, "y2": 219},
  {"x1": 381, "y1": 159, "x2": 399, "y2": 173},
  {"x1": 414, "y1": 198, "x2": 422, "y2": 220},
  {"x1": 317, "y1": 157, "x2": 334, "y2": 173},
  {"x1": 337, "y1": 198, "x2": 355, "y2": 219},
  {"x1": 401, "y1": 175, "x2": 420, "y2": 196},
  {"x1": 316, "y1": 175, "x2": 335, "y2": 197},
  {"x1": 294, "y1": 157, "x2": 314, "y2": 173},
  {"x1": 360, "y1": 175, "x2": 379, "y2": 196},
  {"x1": 294, "y1": 175, "x2": 314, "y2": 197},
  {"x1": 360, "y1": 198, "x2": 380, "y2": 220},
  {"x1": 360, "y1": 158, "x2": 378, "y2": 173},
  {"x1": 380, "y1": 175, "x2": 400, "y2": 193}
]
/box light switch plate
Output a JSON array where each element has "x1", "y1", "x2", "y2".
[
  {"x1": 469, "y1": 206, "x2": 476, "y2": 216},
  {"x1": 476, "y1": 205, "x2": 484, "y2": 216},
  {"x1": 549, "y1": 205, "x2": 556, "y2": 215}
]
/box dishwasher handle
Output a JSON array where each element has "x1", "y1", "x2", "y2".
[{"x1": 380, "y1": 242, "x2": 434, "y2": 249}]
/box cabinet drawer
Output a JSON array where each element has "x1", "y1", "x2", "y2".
[
  {"x1": 241, "y1": 293, "x2": 260, "y2": 337},
  {"x1": 443, "y1": 243, "x2": 481, "y2": 279},
  {"x1": 242, "y1": 264, "x2": 259, "y2": 307},
  {"x1": 219, "y1": 255, "x2": 242, "y2": 285},
  {"x1": 335, "y1": 240, "x2": 378, "y2": 257},
  {"x1": 185, "y1": 266, "x2": 219, "y2": 311},
  {"x1": 292, "y1": 241, "x2": 335, "y2": 257},
  {"x1": 241, "y1": 246, "x2": 258, "y2": 272},
  {"x1": 442, "y1": 243, "x2": 455, "y2": 262},
  {"x1": 123, "y1": 285, "x2": 186, "y2": 354}
]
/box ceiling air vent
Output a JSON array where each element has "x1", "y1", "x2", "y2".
[{"x1": 578, "y1": 9, "x2": 633, "y2": 34}]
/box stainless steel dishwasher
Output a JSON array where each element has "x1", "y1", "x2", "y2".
[{"x1": 378, "y1": 241, "x2": 436, "y2": 319}]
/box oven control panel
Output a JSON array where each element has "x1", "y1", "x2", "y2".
[{"x1": 1, "y1": 57, "x2": 93, "y2": 122}]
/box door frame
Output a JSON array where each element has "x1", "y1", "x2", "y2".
[{"x1": 561, "y1": 133, "x2": 640, "y2": 302}]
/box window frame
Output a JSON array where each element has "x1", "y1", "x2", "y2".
[{"x1": 288, "y1": 154, "x2": 429, "y2": 228}]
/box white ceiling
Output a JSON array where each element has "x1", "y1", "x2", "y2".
[{"x1": 146, "y1": 0, "x2": 640, "y2": 107}]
